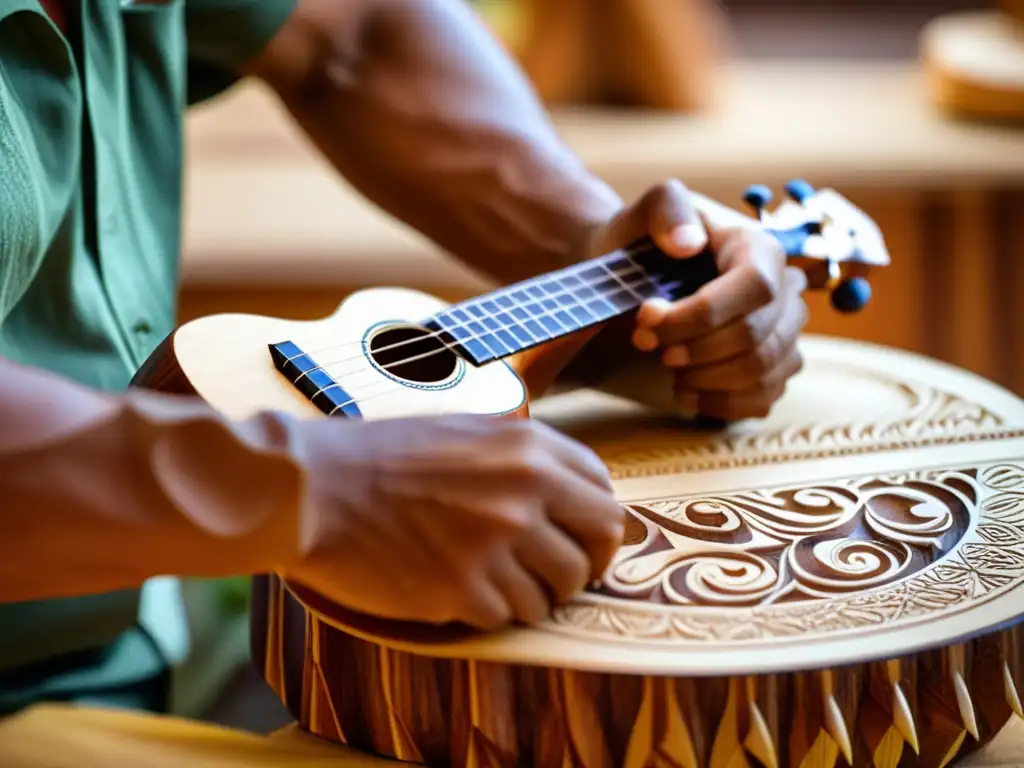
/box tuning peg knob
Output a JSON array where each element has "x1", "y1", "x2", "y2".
[
  {"x1": 830, "y1": 277, "x2": 872, "y2": 313},
  {"x1": 743, "y1": 184, "x2": 773, "y2": 216},
  {"x1": 785, "y1": 179, "x2": 816, "y2": 203}
]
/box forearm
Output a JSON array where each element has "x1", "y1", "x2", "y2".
[
  {"x1": 0, "y1": 358, "x2": 303, "y2": 603},
  {"x1": 257, "y1": 0, "x2": 622, "y2": 285}
]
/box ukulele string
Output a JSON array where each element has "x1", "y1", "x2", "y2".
[
  {"x1": 290, "y1": 259, "x2": 660, "y2": 386},
  {"x1": 277, "y1": 239, "x2": 663, "y2": 369},
  {"x1": 302, "y1": 271, "x2": 686, "y2": 414}
]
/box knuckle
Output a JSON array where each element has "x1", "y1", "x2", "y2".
[
  {"x1": 759, "y1": 230, "x2": 787, "y2": 265},
  {"x1": 785, "y1": 265, "x2": 809, "y2": 295},
  {"x1": 491, "y1": 501, "x2": 535, "y2": 532},
  {"x1": 796, "y1": 297, "x2": 810, "y2": 330},
  {"x1": 741, "y1": 314, "x2": 761, "y2": 345},
  {"x1": 506, "y1": 418, "x2": 543, "y2": 442},
  {"x1": 748, "y1": 266, "x2": 777, "y2": 307},
  {"x1": 689, "y1": 295, "x2": 717, "y2": 333},
  {"x1": 754, "y1": 337, "x2": 784, "y2": 377},
  {"x1": 660, "y1": 178, "x2": 690, "y2": 200},
  {"x1": 790, "y1": 348, "x2": 806, "y2": 377},
  {"x1": 508, "y1": 457, "x2": 547, "y2": 491},
  {"x1": 749, "y1": 353, "x2": 771, "y2": 378}
]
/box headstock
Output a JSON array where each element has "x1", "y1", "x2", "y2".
[{"x1": 742, "y1": 180, "x2": 890, "y2": 313}]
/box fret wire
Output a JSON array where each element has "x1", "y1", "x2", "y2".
[
  {"x1": 319, "y1": 276, "x2": 684, "y2": 409},
  {"x1": 466, "y1": 303, "x2": 517, "y2": 354},
  {"x1": 278, "y1": 242, "x2": 658, "y2": 370},
  {"x1": 468, "y1": 286, "x2": 573, "y2": 348},
  {"x1": 598, "y1": 260, "x2": 648, "y2": 304},
  {"x1": 430, "y1": 243, "x2": 677, "y2": 361},
  {"x1": 479, "y1": 298, "x2": 537, "y2": 347},
  {"x1": 433, "y1": 280, "x2": 646, "y2": 362},
  {"x1": 446, "y1": 307, "x2": 505, "y2": 359},
  {"x1": 286, "y1": 254, "x2": 684, "y2": 397},
  {"x1": 309, "y1": 266, "x2": 675, "y2": 412},
  {"x1": 465, "y1": 257, "x2": 644, "y2": 328}
]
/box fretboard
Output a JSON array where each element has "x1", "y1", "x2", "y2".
[{"x1": 422, "y1": 239, "x2": 719, "y2": 366}]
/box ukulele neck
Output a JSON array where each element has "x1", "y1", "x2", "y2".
[{"x1": 422, "y1": 240, "x2": 720, "y2": 367}]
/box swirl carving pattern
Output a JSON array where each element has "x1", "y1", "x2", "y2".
[
  {"x1": 551, "y1": 464, "x2": 1024, "y2": 643},
  {"x1": 600, "y1": 471, "x2": 975, "y2": 607}
]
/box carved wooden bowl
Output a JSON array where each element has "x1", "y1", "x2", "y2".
[{"x1": 251, "y1": 336, "x2": 1024, "y2": 768}]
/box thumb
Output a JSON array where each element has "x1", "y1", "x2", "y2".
[{"x1": 644, "y1": 179, "x2": 709, "y2": 259}]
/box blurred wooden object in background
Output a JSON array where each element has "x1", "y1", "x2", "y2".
[
  {"x1": 922, "y1": 10, "x2": 1024, "y2": 123},
  {"x1": 999, "y1": 0, "x2": 1024, "y2": 23},
  {"x1": 503, "y1": 0, "x2": 725, "y2": 110},
  {"x1": 180, "y1": 62, "x2": 1024, "y2": 397}
]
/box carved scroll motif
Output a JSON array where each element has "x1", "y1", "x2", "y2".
[
  {"x1": 606, "y1": 374, "x2": 1018, "y2": 479},
  {"x1": 552, "y1": 464, "x2": 1024, "y2": 643},
  {"x1": 602, "y1": 470, "x2": 975, "y2": 608},
  {"x1": 270, "y1": 464, "x2": 1024, "y2": 768}
]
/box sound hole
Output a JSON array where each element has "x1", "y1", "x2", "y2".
[{"x1": 368, "y1": 325, "x2": 459, "y2": 385}]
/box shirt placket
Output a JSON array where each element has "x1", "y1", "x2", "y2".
[{"x1": 80, "y1": 0, "x2": 159, "y2": 367}]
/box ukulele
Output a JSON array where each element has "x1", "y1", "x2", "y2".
[{"x1": 132, "y1": 181, "x2": 889, "y2": 422}]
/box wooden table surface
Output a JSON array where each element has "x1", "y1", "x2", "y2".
[
  {"x1": 2, "y1": 703, "x2": 1023, "y2": 767},
  {"x1": 181, "y1": 60, "x2": 1024, "y2": 289}
]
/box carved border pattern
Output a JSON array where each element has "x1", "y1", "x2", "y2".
[
  {"x1": 550, "y1": 463, "x2": 1024, "y2": 643},
  {"x1": 605, "y1": 374, "x2": 1021, "y2": 479}
]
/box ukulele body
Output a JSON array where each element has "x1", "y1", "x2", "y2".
[{"x1": 148, "y1": 287, "x2": 531, "y2": 423}]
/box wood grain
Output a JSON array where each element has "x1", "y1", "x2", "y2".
[{"x1": 3, "y1": 702, "x2": 1024, "y2": 767}]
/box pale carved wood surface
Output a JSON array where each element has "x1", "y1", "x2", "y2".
[{"x1": 241, "y1": 335, "x2": 1024, "y2": 768}]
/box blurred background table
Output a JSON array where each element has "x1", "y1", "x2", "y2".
[{"x1": 182, "y1": 61, "x2": 1024, "y2": 395}]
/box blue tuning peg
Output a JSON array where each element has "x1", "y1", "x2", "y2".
[
  {"x1": 830, "y1": 277, "x2": 872, "y2": 313},
  {"x1": 742, "y1": 184, "x2": 773, "y2": 214},
  {"x1": 785, "y1": 179, "x2": 816, "y2": 203}
]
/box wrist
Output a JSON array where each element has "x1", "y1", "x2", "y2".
[{"x1": 122, "y1": 392, "x2": 306, "y2": 576}]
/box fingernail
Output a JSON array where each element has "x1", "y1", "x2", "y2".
[
  {"x1": 632, "y1": 328, "x2": 659, "y2": 352},
  {"x1": 670, "y1": 223, "x2": 708, "y2": 253},
  {"x1": 636, "y1": 297, "x2": 671, "y2": 328},
  {"x1": 662, "y1": 346, "x2": 690, "y2": 368}
]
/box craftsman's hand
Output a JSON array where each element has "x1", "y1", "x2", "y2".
[
  {"x1": 589, "y1": 180, "x2": 808, "y2": 420},
  {"x1": 280, "y1": 415, "x2": 624, "y2": 631}
]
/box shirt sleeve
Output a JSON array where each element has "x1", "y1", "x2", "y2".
[{"x1": 185, "y1": 0, "x2": 298, "y2": 104}]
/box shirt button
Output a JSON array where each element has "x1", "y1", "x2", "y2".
[
  {"x1": 132, "y1": 319, "x2": 152, "y2": 336},
  {"x1": 102, "y1": 213, "x2": 118, "y2": 235}
]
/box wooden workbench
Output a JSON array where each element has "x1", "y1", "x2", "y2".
[{"x1": 3, "y1": 704, "x2": 1024, "y2": 767}]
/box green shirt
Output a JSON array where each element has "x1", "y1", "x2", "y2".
[{"x1": 0, "y1": 0, "x2": 296, "y2": 713}]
